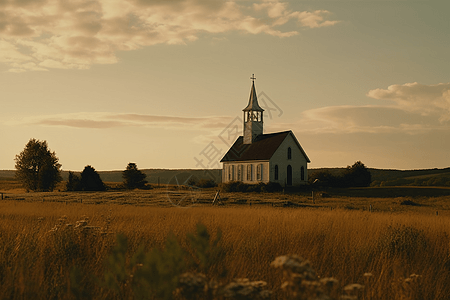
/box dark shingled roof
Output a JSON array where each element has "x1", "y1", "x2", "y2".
[{"x1": 220, "y1": 130, "x2": 310, "y2": 162}]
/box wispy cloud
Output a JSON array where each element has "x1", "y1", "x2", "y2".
[
  {"x1": 14, "y1": 112, "x2": 235, "y2": 129},
  {"x1": 0, "y1": 0, "x2": 339, "y2": 72},
  {"x1": 272, "y1": 82, "x2": 450, "y2": 135},
  {"x1": 367, "y1": 82, "x2": 450, "y2": 122}
]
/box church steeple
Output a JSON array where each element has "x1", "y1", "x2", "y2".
[{"x1": 243, "y1": 74, "x2": 264, "y2": 144}]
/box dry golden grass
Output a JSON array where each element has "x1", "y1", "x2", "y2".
[{"x1": 0, "y1": 189, "x2": 449, "y2": 299}]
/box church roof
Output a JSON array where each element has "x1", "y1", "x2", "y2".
[
  {"x1": 220, "y1": 130, "x2": 310, "y2": 163},
  {"x1": 243, "y1": 81, "x2": 264, "y2": 112}
]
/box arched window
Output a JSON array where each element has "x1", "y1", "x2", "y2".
[
  {"x1": 301, "y1": 166, "x2": 305, "y2": 181},
  {"x1": 247, "y1": 164, "x2": 252, "y2": 181},
  {"x1": 274, "y1": 165, "x2": 279, "y2": 180},
  {"x1": 287, "y1": 147, "x2": 292, "y2": 160}
]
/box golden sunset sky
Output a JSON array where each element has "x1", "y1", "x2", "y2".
[{"x1": 1, "y1": 0, "x2": 449, "y2": 171}]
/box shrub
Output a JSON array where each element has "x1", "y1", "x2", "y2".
[
  {"x1": 195, "y1": 179, "x2": 217, "y2": 188},
  {"x1": 262, "y1": 182, "x2": 282, "y2": 193},
  {"x1": 219, "y1": 181, "x2": 282, "y2": 193}
]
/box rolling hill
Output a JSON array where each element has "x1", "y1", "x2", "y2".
[{"x1": 2, "y1": 167, "x2": 450, "y2": 187}]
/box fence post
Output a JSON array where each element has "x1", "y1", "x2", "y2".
[{"x1": 1, "y1": 193, "x2": 3, "y2": 200}]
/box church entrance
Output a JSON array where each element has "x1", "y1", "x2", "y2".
[{"x1": 287, "y1": 165, "x2": 292, "y2": 186}]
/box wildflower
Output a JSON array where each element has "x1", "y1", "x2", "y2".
[
  {"x1": 363, "y1": 273, "x2": 373, "y2": 277},
  {"x1": 344, "y1": 283, "x2": 364, "y2": 292},
  {"x1": 75, "y1": 220, "x2": 88, "y2": 228},
  {"x1": 271, "y1": 255, "x2": 317, "y2": 280},
  {"x1": 222, "y1": 278, "x2": 271, "y2": 299},
  {"x1": 177, "y1": 272, "x2": 207, "y2": 297},
  {"x1": 320, "y1": 277, "x2": 339, "y2": 289}
]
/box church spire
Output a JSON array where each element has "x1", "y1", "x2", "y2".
[
  {"x1": 243, "y1": 74, "x2": 264, "y2": 112},
  {"x1": 243, "y1": 74, "x2": 264, "y2": 144}
]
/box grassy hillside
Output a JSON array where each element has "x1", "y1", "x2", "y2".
[{"x1": 309, "y1": 167, "x2": 450, "y2": 187}]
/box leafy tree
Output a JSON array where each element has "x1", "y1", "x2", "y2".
[
  {"x1": 14, "y1": 138, "x2": 62, "y2": 191},
  {"x1": 342, "y1": 161, "x2": 372, "y2": 187},
  {"x1": 80, "y1": 165, "x2": 106, "y2": 191},
  {"x1": 66, "y1": 171, "x2": 82, "y2": 191},
  {"x1": 122, "y1": 163, "x2": 147, "y2": 189}
]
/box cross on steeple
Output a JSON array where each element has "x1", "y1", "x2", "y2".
[{"x1": 250, "y1": 74, "x2": 256, "y2": 82}]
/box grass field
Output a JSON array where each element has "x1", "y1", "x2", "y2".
[{"x1": 0, "y1": 182, "x2": 449, "y2": 299}]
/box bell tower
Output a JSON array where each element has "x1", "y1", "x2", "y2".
[{"x1": 243, "y1": 74, "x2": 264, "y2": 144}]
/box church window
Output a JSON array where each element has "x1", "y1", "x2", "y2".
[
  {"x1": 238, "y1": 165, "x2": 243, "y2": 181},
  {"x1": 275, "y1": 165, "x2": 279, "y2": 180},
  {"x1": 257, "y1": 164, "x2": 262, "y2": 181},
  {"x1": 247, "y1": 165, "x2": 252, "y2": 181},
  {"x1": 228, "y1": 165, "x2": 232, "y2": 181},
  {"x1": 287, "y1": 147, "x2": 292, "y2": 160},
  {"x1": 231, "y1": 165, "x2": 235, "y2": 181},
  {"x1": 301, "y1": 166, "x2": 305, "y2": 181}
]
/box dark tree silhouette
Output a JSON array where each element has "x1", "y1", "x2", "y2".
[
  {"x1": 343, "y1": 161, "x2": 372, "y2": 187},
  {"x1": 80, "y1": 165, "x2": 106, "y2": 191},
  {"x1": 66, "y1": 171, "x2": 82, "y2": 191},
  {"x1": 14, "y1": 139, "x2": 62, "y2": 191},
  {"x1": 122, "y1": 162, "x2": 147, "y2": 189}
]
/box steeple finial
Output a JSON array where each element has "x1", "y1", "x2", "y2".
[{"x1": 250, "y1": 74, "x2": 256, "y2": 82}]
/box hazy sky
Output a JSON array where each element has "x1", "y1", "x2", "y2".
[{"x1": 1, "y1": 0, "x2": 450, "y2": 171}]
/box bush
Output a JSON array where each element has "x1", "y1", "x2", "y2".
[
  {"x1": 219, "y1": 181, "x2": 281, "y2": 193},
  {"x1": 195, "y1": 179, "x2": 217, "y2": 188},
  {"x1": 262, "y1": 182, "x2": 283, "y2": 193}
]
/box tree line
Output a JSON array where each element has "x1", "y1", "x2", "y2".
[
  {"x1": 308, "y1": 161, "x2": 372, "y2": 188},
  {"x1": 14, "y1": 139, "x2": 148, "y2": 192},
  {"x1": 13, "y1": 138, "x2": 372, "y2": 192}
]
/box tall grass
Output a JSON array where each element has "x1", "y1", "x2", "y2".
[{"x1": 0, "y1": 200, "x2": 449, "y2": 299}]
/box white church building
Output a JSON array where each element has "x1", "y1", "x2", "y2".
[{"x1": 220, "y1": 76, "x2": 310, "y2": 186}]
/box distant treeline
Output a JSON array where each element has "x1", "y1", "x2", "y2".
[
  {"x1": 310, "y1": 167, "x2": 450, "y2": 187},
  {"x1": 3, "y1": 167, "x2": 450, "y2": 187}
]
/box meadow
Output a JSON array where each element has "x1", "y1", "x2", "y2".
[{"x1": 0, "y1": 184, "x2": 449, "y2": 299}]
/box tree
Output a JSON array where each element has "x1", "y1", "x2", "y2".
[
  {"x1": 66, "y1": 171, "x2": 82, "y2": 191},
  {"x1": 342, "y1": 161, "x2": 372, "y2": 187},
  {"x1": 122, "y1": 163, "x2": 147, "y2": 189},
  {"x1": 14, "y1": 139, "x2": 62, "y2": 191},
  {"x1": 80, "y1": 165, "x2": 106, "y2": 191}
]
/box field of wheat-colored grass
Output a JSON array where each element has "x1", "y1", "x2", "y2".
[{"x1": 0, "y1": 188, "x2": 449, "y2": 299}]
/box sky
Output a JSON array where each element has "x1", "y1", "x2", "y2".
[{"x1": 1, "y1": 0, "x2": 450, "y2": 172}]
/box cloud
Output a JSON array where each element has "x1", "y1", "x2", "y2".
[
  {"x1": 0, "y1": 0, "x2": 339, "y2": 72},
  {"x1": 274, "y1": 82, "x2": 450, "y2": 136},
  {"x1": 15, "y1": 112, "x2": 235, "y2": 130},
  {"x1": 367, "y1": 82, "x2": 450, "y2": 122}
]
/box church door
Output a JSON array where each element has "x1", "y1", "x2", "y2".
[{"x1": 287, "y1": 165, "x2": 292, "y2": 186}]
